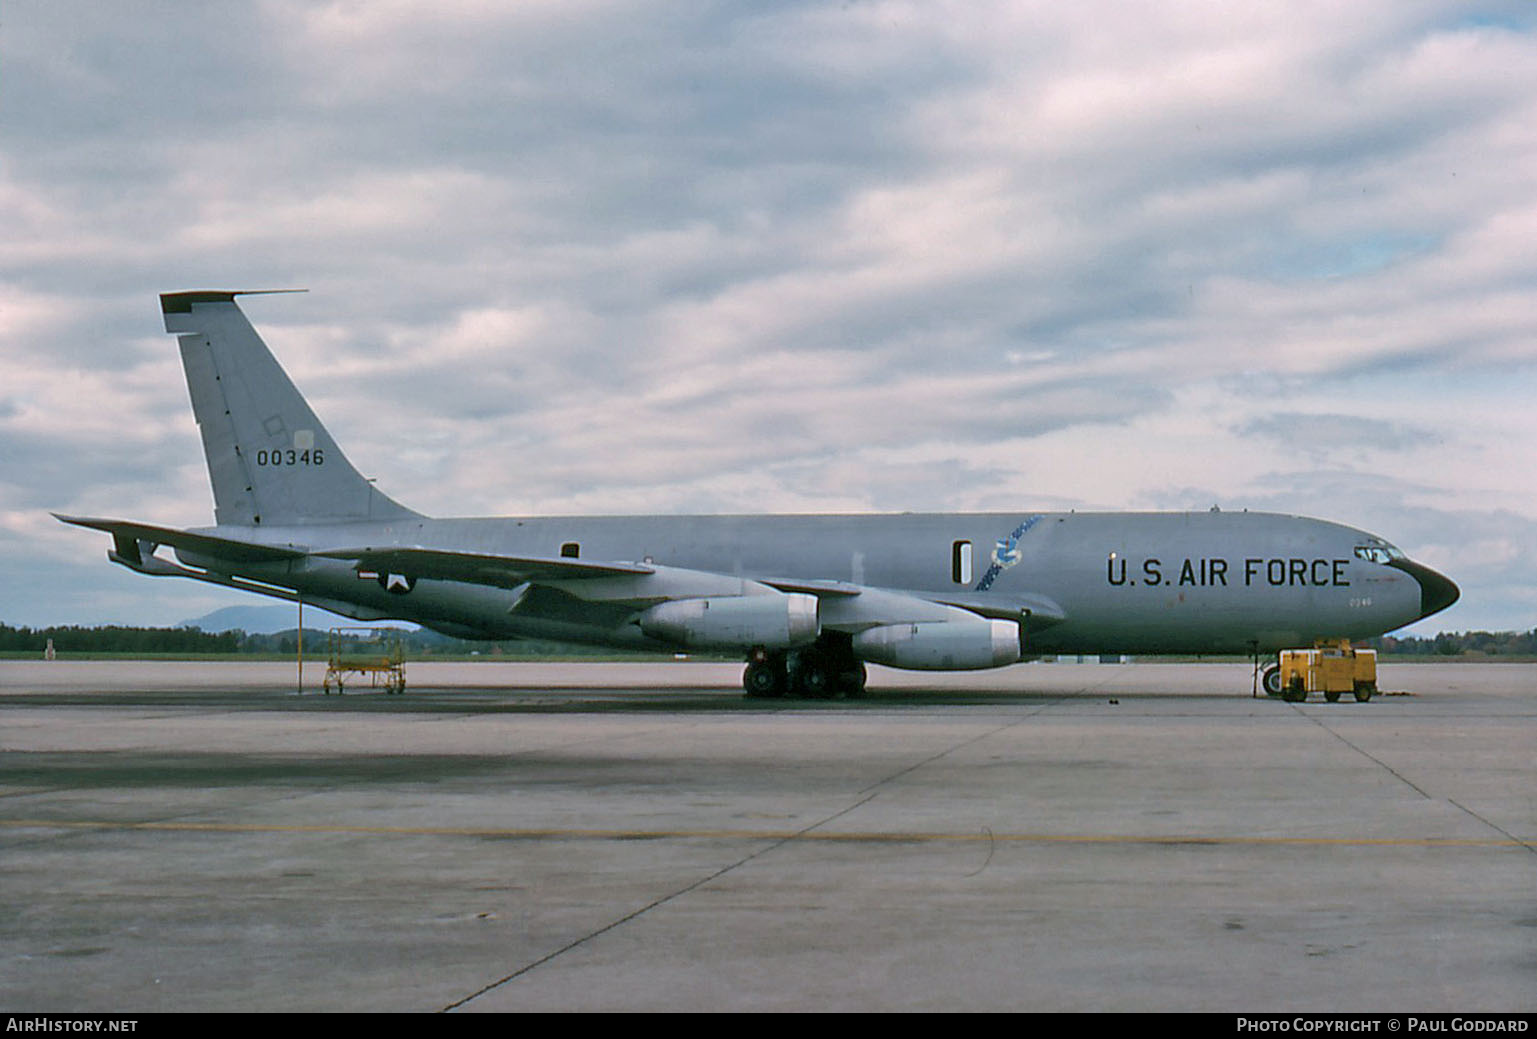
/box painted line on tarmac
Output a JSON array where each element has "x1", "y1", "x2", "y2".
[{"x1": 1, "y1": 817, "x2": 1529, "y2": 848}]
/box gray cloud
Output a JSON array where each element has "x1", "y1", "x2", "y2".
[{"x1": 1237, "y1": 413, "x2": 1438, "y2": 456}]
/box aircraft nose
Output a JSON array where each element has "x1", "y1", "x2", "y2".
[{"x1": 1389, "y1": 558, "x2": 1460, "y2": 620}]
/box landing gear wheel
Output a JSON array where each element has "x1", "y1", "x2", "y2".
[
  {"x1": 1262, "y1": 665, "x2": 1282, "y2": 697},
  {"x1": 839, "y1": 661, "x2": 868, "y2": 698},
  {"x1": 791, "y1": 655, "x2": 837, "y2": 699},
  {"x1": 743, "y1": 656, "x2": 786, "y2": 698}
]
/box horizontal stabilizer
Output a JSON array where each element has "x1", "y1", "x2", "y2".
[
  {"x1": 316, "y1": 546, "x2": 655, "y2": 589},
  {"x1": 54, "y1": 514, "x2": 306, "y2": 564}
]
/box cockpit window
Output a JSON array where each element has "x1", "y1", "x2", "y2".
[{"x1": 1353, "y1": 543, "x2": 1405, "y2": 564}]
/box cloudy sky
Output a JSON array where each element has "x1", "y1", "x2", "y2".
[{"x1": 3, "y1": 1, "x2": 1534, "y2": 634}]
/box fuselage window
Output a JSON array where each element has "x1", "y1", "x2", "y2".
[
  {"x1": 561, "y1": 542, "x2": 580, "y2": 559},
  {"x1": 952, "y1": 540, "x2": 973, "y2": 584}
]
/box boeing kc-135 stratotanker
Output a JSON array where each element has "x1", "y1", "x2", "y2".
[{"x1": 59, "y1": 291, "x2": 1459, "y2": 697}]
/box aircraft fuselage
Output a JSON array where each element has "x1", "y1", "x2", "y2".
[{"x1": 179, "y1": 508, "x2": 1439, "y2": 656}]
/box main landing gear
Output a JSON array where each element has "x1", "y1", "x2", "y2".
[{"x1": 743, "y1": 633, "x2": 867, "y2": 700}]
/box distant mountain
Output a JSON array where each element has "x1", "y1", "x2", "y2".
[{"x1": 179, "y1": 604, "x2": 416, "y2": 634}]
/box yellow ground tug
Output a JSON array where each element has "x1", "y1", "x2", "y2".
[
  {"x1": 323, "y1": 626, "x2": 406, "y2": 695},
  {"x1": 1264, "y1": 638, "x2": 1377, "y2": 703}
]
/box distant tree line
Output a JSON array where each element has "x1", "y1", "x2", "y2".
[
  {"x1": 1362, "y1": 630, "x2": 1537, "y2": 657},
  {"x1": 0, "y1": 623, "x2": 242, "y2": 654},
  {"x1": 0, "y1": 622, "x2": 655, "y2": 658}
]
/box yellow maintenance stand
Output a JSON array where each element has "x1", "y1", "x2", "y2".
[
  {"x1": 1274, "y1": 638, "x2": 1376, "y2": 703},
  {"x1": 323, "y1": 627, "x2": 406, "y2": 695}
]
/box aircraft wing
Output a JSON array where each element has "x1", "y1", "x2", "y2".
[
  {"x1": 315, "y1": 546, "x2": 655, "y2": 590},
  {"x1": 761, "y1": 576, "x2": 1065, "y2": 627},
  {"x1": 54, "y1": 514, "x2": 307, "y2": 564},
  {"x1": 931, "y1": 590, "x2": 1067, "y2": 626},
  {"x1": 760, "y1": 577, "x2": 864, "y2": 598},
  {"x1": 320, "y1": 546, "x2": 1067, "y2": 626}
]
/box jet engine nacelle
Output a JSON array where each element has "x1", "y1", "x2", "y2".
[
  {"x1": 853, "y1": 617, "x2": 1020, "y2": 671},
  {"x1": 639, "y1": 592, "x2": 820, "y2": 650}
]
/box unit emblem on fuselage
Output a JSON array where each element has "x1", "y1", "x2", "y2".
[{"x1": 974, "y1": 515, "x2": 1043, "y2": 592}]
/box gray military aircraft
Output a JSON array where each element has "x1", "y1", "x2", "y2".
[{"x1": 59, "y1": 291, "x2": 1459, "y2": 697}]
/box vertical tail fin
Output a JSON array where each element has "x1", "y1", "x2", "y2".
[{"x1": 162, "y1": 291, "x2": 418, "y2": 527}]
